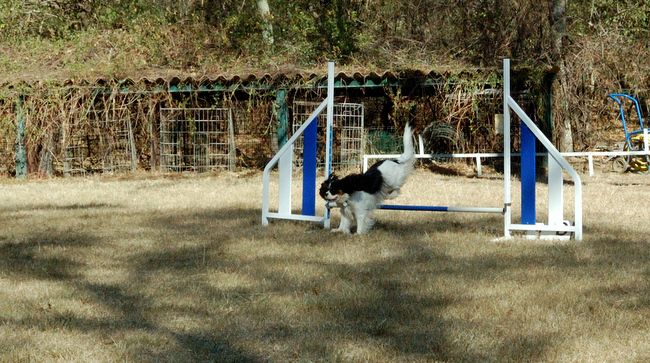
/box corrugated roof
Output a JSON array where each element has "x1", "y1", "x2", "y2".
[
  {"x1": 1, "y1": 64, "x2": 500, "y2": 91},
  {"x1": 80, "y1": 69, "x2": 448, "y2": 86}
]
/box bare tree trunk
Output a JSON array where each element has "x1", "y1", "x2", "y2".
[
  {"x1": 257, "y1": 0, "x2": 274, "y2": 45},
  {"x1": 556, "y1": 67, "x2": 574, "y2": 152},
  {"x1": 551, "y1": 0, "x2": 574, "y2": 152}
]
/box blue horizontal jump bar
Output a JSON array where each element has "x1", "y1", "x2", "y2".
[
  {"x1": 379, "y1": 205, "x2": 448, "y2": 212},
  {"x1": 378, "y1": 205, "x2": 503, "y2": 214}
]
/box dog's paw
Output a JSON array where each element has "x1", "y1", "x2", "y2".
[
  {"x1": 384, "y1": 189, "x2": 401, "y2": 199},
  {"x1": 332, "y1": 228, "x2": 351, "y2": 234}
]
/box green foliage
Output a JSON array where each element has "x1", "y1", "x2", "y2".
[
  {"x1": 0, "y1": 0, "x2": 178, "y2": 43},
  {"x1": 569, "y1": 0, "x2": 650, "y2": 38},
  {"x1": 310, "y1": 0, "x2": 362, "y2": 60},
  {"x1": 1, "y1": 0, "x2": 648, "y2": 68},
  {"x1": 0, "y1": 0, "x2": 649, "y2": 156},
  {"x1": 195, "y1": 0, "x2": 363, "y2": 62}
]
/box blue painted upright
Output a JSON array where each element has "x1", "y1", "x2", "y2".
[
  {"x1": 520, "y1": 122, "x2": 536, "y2": 225},
  {"x1": 302, "y1": 117, "x2": 318, "y2": 216}
]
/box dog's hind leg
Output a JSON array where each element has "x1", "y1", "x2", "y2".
[
  {"x1": 383, "y1": 188, "x2": 401, "y2": 199},
  {"x1": 354, "y1": 207, "x2": 373, "y2": 235}
]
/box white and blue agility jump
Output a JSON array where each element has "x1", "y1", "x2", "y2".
[
  {"x1": 261, "y1": 60, "x2": 583, "y2": 240},
  {"x1": 261, "y1": 62, "x2": 335, "y2": 228}
]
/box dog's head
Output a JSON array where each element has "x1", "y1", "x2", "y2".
[{"x1": 319, "y1": 174, "x2": 348, "y2": 203}]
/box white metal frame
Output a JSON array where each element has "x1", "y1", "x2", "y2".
[{"x1": 365, "y1": 147, "x2": 650, "y2": 177}]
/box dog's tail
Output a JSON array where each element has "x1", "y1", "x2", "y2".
[{"x1": 397, "y1": 123, "x2": 415, "y2": 165}]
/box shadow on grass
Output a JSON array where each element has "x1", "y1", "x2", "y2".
[
  {"x1": 0, "y1": 209, "x2": 265, "y2": 362},
  {"x1": 2, "y1": 205, "x2": 649, "y2": 361},
  {"x1": 1, "y1": 202, "x2": 121, "y2": 213},
  {"x1": 584, "y1": 233, "x2": 650, "y2": 311},
  {"x1": 137, "y1": 207, "x2": 557, "y2": 361},
  {"x1": 0, "y1": 232, "x2": 93, "y2": 280}
]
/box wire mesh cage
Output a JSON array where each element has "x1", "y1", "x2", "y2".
[
  {"x1": 228, "y1": 99, "x2": 274, "y2": 169},
  {"x1": 0, "y1": 116, "x2": 15, "y2": 175},
  {"x1": 62, "y1": 128, "x2": 90, "y2": 176},
  {"x1": 159, "y1": 107, "x2": 235, "y2": 172},
  {"x1": 93, "y1": 106, "x2": 136, "y2": 173},
  {"x1": 63, "y1": 103, "x2": 136, "y2": 176},
  {"x1": 292, "y1": 101, "x2": 364, "y2": 173},
  {"x1": 366, "y1": 126, "x2": 401, "y2": 155}
]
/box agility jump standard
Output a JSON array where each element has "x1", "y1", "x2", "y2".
[
  {"x1": 261, "y1": 62, "x2": 335, "y2": 227},
  {"x1": 366, "y1": 59, "x2": 583, "y2": 240}
]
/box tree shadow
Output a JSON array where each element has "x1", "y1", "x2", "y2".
[
  {"x1": 581, "y1": 229, "x2": 650, "y2": 311},
  {"x1": 1, "y1": 202, "x2": 121, "y2": 213},
  {"x1": 0, "y1": 232, "x2": 92, "y2": 280},
  {"x1": 140, "y1": 206, "x2": 556, "y2": 361},
  {"x1": 2, "y1": 204, "x2": 649, "y2": 361},
  {"x1": 0, "y1": 209, "x2": 265, "y2": 362}
]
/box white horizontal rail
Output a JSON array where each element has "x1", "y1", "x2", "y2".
[
  {"x1": 265, "y1": 213, "x2": 325, "y2": 223},
  {"x1": 364, "y1": 150, "x2": 650, "y2": 175}
]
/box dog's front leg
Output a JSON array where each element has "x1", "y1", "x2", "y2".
[{"x1": 332, "y1": 206, "x2": 353, "y2": 234}]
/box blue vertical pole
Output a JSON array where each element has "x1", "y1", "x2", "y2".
[
  {"x1": 521, "y1": 122, "x2": 536, "y2": 224},
  {"x1": 302, "y1": 117, "x2": 318, "y2": 216}
]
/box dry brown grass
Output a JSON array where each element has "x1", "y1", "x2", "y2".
[{"x1": 1, "y1": 169, "x2": 649, "y2": 362}]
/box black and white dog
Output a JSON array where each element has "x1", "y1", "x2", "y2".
[{"x1": 319, "y1": 124, "x2": 415, "y2": 234}]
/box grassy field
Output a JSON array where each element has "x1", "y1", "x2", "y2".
[{"x1": 0, "y1": 169, "x2": 649, "y2": 362}]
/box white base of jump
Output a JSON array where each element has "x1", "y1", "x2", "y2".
[
  {"x1": 508, "y1": 223, "x2": 575, "y2": 232},
  {"x1": 265, "y1": 213, "x2": 325, "y2": 223}
]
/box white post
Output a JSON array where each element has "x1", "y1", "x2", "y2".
[
  {"x1": 503, "y1": 59, "x2": 512, "y2": 239},
  {"x1": 278, "y1": 145, "x2": 293, "y2": 215},
  {"x1": 644, "y1": 128, "x2": 649, "y2": 153},
  {"x1": 325, "y1": 62, "x2": 335, "y2": 176},
  {"x1": 475, "y1": 156, "x2": 482, "y2": 176},
  {"x1": 587, "y1": 154, "x2": 594, "y2": 176},
  {"x1": 547, "y1": 157, "x2": 563, "y2": 226},
  {"x1": 262, "y1": 99, "x2": 328, "y2": 226},
  {"x1": 324, "y1": 62, "x2": 335, "y2": 229},
  {"x1": 418, "y1": 135, "x2": 425, "y2": 156}
]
